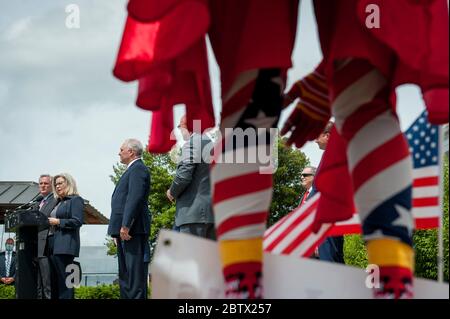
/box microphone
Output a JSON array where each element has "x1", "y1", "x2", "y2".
[{"x1": 15, "y1": 195, "x2": 44, "y2": 210}]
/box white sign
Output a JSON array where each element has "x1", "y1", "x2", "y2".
[{"x1": 151, "y1": 230, "x2": 449, "y2": 299}]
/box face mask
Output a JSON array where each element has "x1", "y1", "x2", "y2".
[{"x1": 5, "y1": 244, "x2": 13, "y2": 251}]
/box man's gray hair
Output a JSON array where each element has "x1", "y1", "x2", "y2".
[
  {"x1": 123, "y1": 138, "x2": 144, "y2": 157},
  {"x1": 323, "y1": 121, "x2": 334, "y2": 134},
  {"x1": 39, "y1": 174, "x2": 52, "y2": 181},
  {"x1": 303, "y1": 166, "x2": 317, "y2": 175}
]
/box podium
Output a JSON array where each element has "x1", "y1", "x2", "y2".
[{"x1": 5, "y1": 209, "x2": 49, "y2": 299}]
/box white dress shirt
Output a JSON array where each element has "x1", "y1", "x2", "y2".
[{"x1": 126, "y1": 158, "x2": 142, "y2": 170}]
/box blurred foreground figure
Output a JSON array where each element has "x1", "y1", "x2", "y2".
[{"x1": 113, "y1": 0, "x2": 448, "y2": 299}]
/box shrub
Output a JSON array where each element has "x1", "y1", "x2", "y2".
[
  {"x1": 75, "y1": 284, "x2": 120, "y2": 299},
  {"x1": 0, "y1": 285, "x2": 15, "y2": 299},
  {"x1": 344, "y1": 234, "x2": 368, "y2": 269}
]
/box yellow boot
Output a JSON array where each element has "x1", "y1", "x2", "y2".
[
  {"x1": 367, "y1": 238, "x2": 415, "y2": 299},
  {"x1": 219, "y1": 238, "x2": 263, "y2": 299}
]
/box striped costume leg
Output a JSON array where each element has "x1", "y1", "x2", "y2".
[
  {"x1": 330, "y1": 59, "x2": 414, "y2": 298},
  {"x1": 211, "y1": 69, "x2": 283, "y2": 299}
]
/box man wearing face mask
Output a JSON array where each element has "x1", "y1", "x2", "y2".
[{"x1": 0, "y1": 238, "x2": 16, "y2": 285}]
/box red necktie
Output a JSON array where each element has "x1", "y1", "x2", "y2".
[{"x1": 301, "y1": 190, "x2": 309, "y2": 206}]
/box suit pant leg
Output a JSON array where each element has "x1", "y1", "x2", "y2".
[
  {"x1": 116, "y1": 238, "x2": 128, "y2": 299},
  {"x1": 117, "y1": 235, "x2": 147, "y2": 299},
  {"x1": 179, "y1": 223, "x2": 216, "y2": 240},
  {"x1": 37, "y1": 257, "x2": 52, "y2": 299},
  {"x1": 205, "y1": 223, "x2": 216, "y2": 241},
  {"x1": 318, "y1": 237, "x2": 345, "y2": 263},
  {"x1": 45, "y1": 235, "x2": 60, "y2": 299},
  {"x1": 332, "y1": 236, "x2": 345, "y2": 264},
  {"x1": 50, "y1": 254, "x2": 75, "y2": 299},
  {"x1": 318, "y1": 238, "x2": 335, "y2": 262}
]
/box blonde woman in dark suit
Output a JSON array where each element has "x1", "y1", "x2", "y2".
[{"x1": 47, "y1": 173, "x2": 84, "y2": 299}]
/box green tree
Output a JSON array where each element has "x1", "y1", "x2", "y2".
[
  {"x1": 413, "y1": 155, "x2": 449, "y2": 281},
  {"x1": 268, "y1": 138, "x2": 310, "y2": 227}
]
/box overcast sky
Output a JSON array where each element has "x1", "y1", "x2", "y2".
[{"x1": 0, "y1": 0, "x2": 425, "y2": 246}]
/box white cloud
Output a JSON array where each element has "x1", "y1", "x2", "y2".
[
  {"x1": 0, "y1": 0, "x2": 131, "y2": 111},
  {"x1": 4, "y1": 17, "x2": 32, "y2": 41}
]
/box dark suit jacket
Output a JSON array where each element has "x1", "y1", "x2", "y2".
[
  {"x1": 37, "y1": 194, "x2": 58, "y2": 258},
  {"x1": 309, "y1": 164, "x2": 344, "y2": 263},
  {"x1": 108, "y1": 159, "x2": 151, "y2": 237},
  {"x1": 170, "y1": 134, "x2": 214, "y2": 227},
  {"x1": 0, "y1": 251, "x2": 16, "y2": 278},
  {"x1": 52, "y1": 195, "x2": 84, "y2": 257}
]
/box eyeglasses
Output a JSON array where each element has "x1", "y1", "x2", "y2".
[{"x1": 301, "y1": 173, "x2": 314, "y2": 178}]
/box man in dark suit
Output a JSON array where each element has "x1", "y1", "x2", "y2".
[
  {"x1": 35, "y1": 174, "x2": 58, "y2": 299},
  {"x1": 298, "y1": 166, "x2": 319, "y2": 259},
  {"x1": 108, "y1": 138, "x2": 151, "y2": 299},
  {"x1": 299, "y1": 166, "x2": 316, "y2": 207},
  {"x1": 314, "y1": 121, "x2": 345, "y2": 264},
  {"x1": 0, "y1": 238, "x2": 16, "y2": 285},
  {"x1": 166, "y1": 116, "x2": 215, "y2": 240}
]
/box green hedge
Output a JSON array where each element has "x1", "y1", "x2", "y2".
[
  {"x1": 344, "y1": 234, "x2": 368, "y2": 269},
  {"x1": 75, "y1": 284, "x2": 120, "y2": 299},
  {"x1": 0, "y1": 284, "x2": 121, "y2": 299},
  {"x1": 0, "y1": 285, "x2": 15, "y2": 299}
]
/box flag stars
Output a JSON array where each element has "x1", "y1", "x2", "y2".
[
  {"x1": 406, "y1": 111, "x2": 439, "y2": 169},
  {"x1": 392, "y1": 204, "x2": 414, "y2": 238},
  {"x1": 244, "y1": 110, "x2": 278, "y2": 129}
]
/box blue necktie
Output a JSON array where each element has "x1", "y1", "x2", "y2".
[{"x1": 5, "y1": 252, "x2": 11, "y2": 277}]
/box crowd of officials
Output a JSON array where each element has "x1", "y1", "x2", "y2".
[{"x1": 1, "y1": 116, "x2": 344, "y2": 299}]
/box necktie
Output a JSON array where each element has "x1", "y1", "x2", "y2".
[
  {"x1": 301, "y1": 191, "x2": 310, "y2": 206},
  {"x1": 5, "y1": 252, "x2": 11, "y2": 277},
  {"x1": 39, "y1": 199, "x2": 46, "y2": 210}
]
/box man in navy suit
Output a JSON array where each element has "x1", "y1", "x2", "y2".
[
  {"x1": 108, "y1": 138, "x2": 151, "y2": 299},
  {"x1": 314, "y1": 121, "x2": 345, "y2": 264},
  {"x1": 0, "y1": 238, "x2": 16, "y2": 285}
]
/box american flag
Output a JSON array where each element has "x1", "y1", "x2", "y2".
[{"x1": 264, "y1": 111, "x2": 441, "y2": 256}]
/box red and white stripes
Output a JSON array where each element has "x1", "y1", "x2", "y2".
[
  {"x1": 263, "y1": 193, "x2": 333, "y2": 258},
  {"x1": 210, "y1": 71, "x2": 274, "y2": 241},
  {"x1": 331, "y1": 59, "x2": 413, "y2": 243}
]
